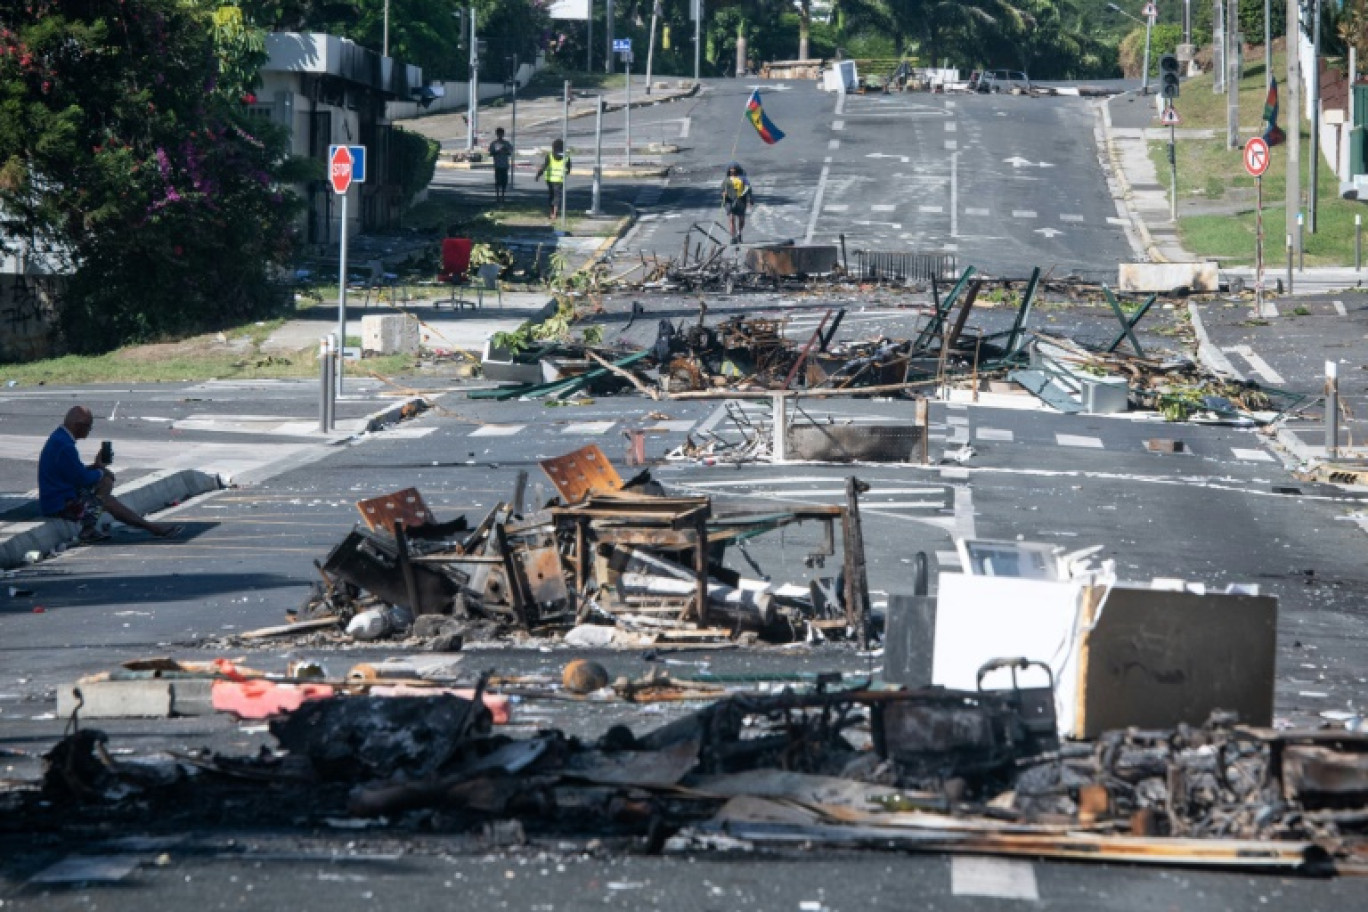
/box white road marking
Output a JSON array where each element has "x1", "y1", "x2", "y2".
[
  {"x1": 680, "y1": 117, "x2": 691, "y2": 139},
  {"x1": 951, "y1": 857, "x2": 1040, "y2": 901},
  {"x1": 1035, "y1": 227, "x2": 1064, "y2": 238},
  {"x1": 946, "y1": 416, "x2": 969, "y2": 425},
  {"x1": 805, "y1": 162, "x2": 832, "y2": 243},
  {"x1": 470, "y1": 424, "x2": 524, "y2": 436},
  {"x1": 832, "y1": 120, "x2": 845, "y2": 131},
  {"x1": 1012, "y1": 209, "x2": 1037, "y2": 219},
  {"x1": 950, "y1": 151, "x2": 959, "y2": 237},
  {"x1": 944, "y1": 121, "x2": 957, "y2": 132},
  {"x1": 1107, "y1": 216, "x2": 1128, "y2": 226},
  {"x1": 1334, "y1": 299, "x2": 1348, "y2": 316},
  {"x1": 975, "y1": 428, "x2": 1014, "y2": 442},
  {"x1": 1056, "y1": 434, "x2": 1104, "y2": 448},
  {"x1": 965, "y1": 207, "x2": 990, "y2": 216},
  {"x1": 872, "y1": 204, "x2": 896, "y2": 212},
  {"x1": 828, "y1": 139, "x2": 840, "y2": 149},
  {"x1": 919, "y1": 205, "x2": 943, "y2": 214},
  {"x1": 641, "y1": 420, "x2": 696, "y2": 433},
  {"x1": 825, "y1": 204, "x2": 850, "y2": 212},
  {"x1": 1060, "y1": 213, "x2": 1085, "y2": 222},
  {"x1": 835, "y1": 93, "x2": 845, "y2": 115},
  {"x1": 1232, "y1": 447, "x2": 1275, "y2": 462},
  {"x1": 1225, "y1": 344, "x2": 1286, "y2": 385},
  {"x1": 943, "y1": 243, "x2": 958, "y2": 251},
  {"x1": 944, "y1": 140, "x2": 958, "y2": 150},
  {"x1": 560, "y1": 421, "x2": 616, "y2": 435}
]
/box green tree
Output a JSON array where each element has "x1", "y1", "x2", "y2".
[{"x1": 0, "y1": 1, "x2": 305, "y2": 352}]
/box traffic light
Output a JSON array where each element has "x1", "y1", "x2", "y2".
[{"x1": 1160, "y1": 54, "x2": 1180, "y2": 99}]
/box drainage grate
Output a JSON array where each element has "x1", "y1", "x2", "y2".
[{"x1": 853, "y1": 251, "x2": 958, "y2": 283}]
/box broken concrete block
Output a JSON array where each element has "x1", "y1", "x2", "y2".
[{"x1": 361, "y1": 313, "x2": 419, "y2": 356}]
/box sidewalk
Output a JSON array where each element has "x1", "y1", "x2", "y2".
[{"x1": 1103, "y1": 89, "x2": 1368, "y2": 297}]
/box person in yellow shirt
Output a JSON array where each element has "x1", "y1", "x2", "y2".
[
  {"x1": 535, "y1": 138, "x2": 571, "y2": 219},
  {"x1": 721, "y1": 162, "x2": 753, "y2": 244}
]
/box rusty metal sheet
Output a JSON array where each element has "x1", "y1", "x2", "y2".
[
  {"x1": 356, "y1": 488, "x2": 438, "y2": 533},
  {"x1": 539, "y1": 445, "x2": 624, "y2": 504},
  {"x1": 744, "y1": 245, "x2": 838, "y2": 277},
  {"x1": 516, "y1": 544, "x2": 570, "y2": 612},
  {"x1": 1282, "y1": 745, "x2": 1368, "y2": 806}
]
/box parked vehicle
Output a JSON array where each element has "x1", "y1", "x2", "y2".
[{"x1": 976, "y1": 70, "x2": 1031, "y2": 94}]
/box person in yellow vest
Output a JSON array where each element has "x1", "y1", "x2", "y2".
[
  {"x1": 535, "y1": 138, "x2": 571, "y2": 220},
  {"x1": 721, "y1": 162, "x2": 754, "y2": 244}
]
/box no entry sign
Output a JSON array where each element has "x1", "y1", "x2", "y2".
[
  {"x1": 1244, "y1": 137, "x2": 1270, "y2": 178},
  {"x1": 328, "y1": 144, "x2": 367, "y2": 195}
]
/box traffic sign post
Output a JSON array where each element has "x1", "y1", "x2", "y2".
[
  {"x1": 1163, "y1": 103, "x2": 1179, "y2": 221},
  {"x1": 1245, "y1": 137, "x2": 1270, "y2": 313},
  {"x1": 328, "y1": 145, "x2": 366, "y2": 397}
]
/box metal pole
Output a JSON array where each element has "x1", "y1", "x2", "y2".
[
  {"x1": 1288, "y1": 0, "x2": 1302, "y2": 266},
  {"x1": 589, "y1": 95, "x2": 604, "y2": 216},
  {"x1": 383, "y1": 0, "x2": 389, "y2": 57},
  {"x1": 1326, "y1": 360, "x2": 1340, "y2": 458},
  {"x1": 336, "y1": 191, "x2": 348, "y2": 395},
  {"x1": 694, "y1": 0, "x2": 702, "y2": 85},
  {"x1": 561, "y1": 81, "x2": 570, "y2": 232},
  {"x1": 1256, "y1": 175, "x2": 1264, "y2": 313},
  {"x1": 625, "y1": 53, "x2": 632, "y2": 168},
  {"x1": 466, "y1": 8, "x2": 478, "y2": 151},
  {"x1": 1287, "y1": 233, "x2": 1294, "y2": 294},
  {"x1": 771, "y1": 392, "x2": 788, "y2": 463},
  {"x1": 1357, "y1": 214, "x2": 1362, "y2": 270},
  {"x1": 319, "y1": 336, "x2": 332, "y2": 432},
  {"x1": 646, "y1": 1, "x2": 659, "y2": 95},
  {"x1": 1169, "y1": 121, "x2": 1177, "y2": 221},
  {"x1": 1142, "y1": 11, "x2": 1153, "y2": 95},
  {"x1": 1298, "y1": 211, "x2": 1305, "y2": 269},
  {"x1": 510, "y1": 58, "x2": 518, "y2": 191},
  {"x1": 1310, "y1": 0, "x2": 1321, "y2": 234},
  {"x1": 587, "y1": 0, "x2": 593, "y2": 72},
  {"x1": 1226, "y1": 0, "x2": 1239, "y2": 149},
  {"x1": 1264, "y1": 0, "x2": 1271, "y2": 94}
]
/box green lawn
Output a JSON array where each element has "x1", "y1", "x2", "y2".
[{"x1": 1149, "y1": 48, "x2": 1363, "y2": 266}]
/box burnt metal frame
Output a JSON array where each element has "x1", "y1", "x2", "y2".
[{"x1": 1102, "y1": 284, "x2": 1157, "y2": 358}]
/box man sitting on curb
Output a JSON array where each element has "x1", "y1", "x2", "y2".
[{"x1": 38, "y1": 406, "x2": 182, "y2": 543}]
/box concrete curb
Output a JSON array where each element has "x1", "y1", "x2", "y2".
[
  {"x1": 1098, "y1": 96, "x2": 1165, "y2": 264},
  {"x1": 0, "y1": 468, "x2": 223, "y2": 570}
]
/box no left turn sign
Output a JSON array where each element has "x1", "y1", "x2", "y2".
[{"x1": 1244, "y1": 137, "x2": 1270, "y2": 177}]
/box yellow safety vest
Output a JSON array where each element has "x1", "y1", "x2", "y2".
[{"x1": 547, "y1": 153, "x2": 569, "y2": 183}]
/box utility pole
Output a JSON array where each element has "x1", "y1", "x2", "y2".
[
  {"x1": 605, "y1": 0, "x2": 614, "y2": 74},
  {"x1": 1310, "y1": 0, "x2": 1321, "y2": 234},
  {"x1": 625, "y1": 50, "x2": 632, "y2": 168},
  {"x1": 466, "y1": 8, "x2": 478, "y2": 151},
  {"x1": 646, "y1": 0, "x2": 660, "y2": 95},
  {"x1": 693, "y1": 0, "x2": 702, "y2": 85},
  {"x1": 383, "y1": 0, "x2": 390, "y2": 57},
  {"x1": 561, "y1": 81, "x2": 570, "y2": 233},
  {"x1": 589, "y1": 95, "x2": 604, "y2": 216},
  {"x1": 1288, "y1": 0, "x2": 1302, "y2": 266},
  {"x1": 509, "y1": 55, "x2": 519, "y2": 191},
  {"x1": 1142, "y1": 7, "x2": 1154, "y2": 95},
  {"x1": 1226, "y1": 0, "x2": 1239, "y2": 149},
  {"x1": 1264, "y1": 0, "x2": 1271, "y2": 94}
]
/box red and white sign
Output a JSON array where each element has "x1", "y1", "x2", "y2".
[
  {"x1": 1160, "y1": 106, "x2": 1181, "y2": 126},
  {"x1": 1142, "y1": 2, "x2": 1157, "y2": 17},
  {"x1": 1244, "y1": 136, "x2": 1270, "y2": 177},
  {"x1": 329, "y1": 145, "x2": 354, "y2": 195}
]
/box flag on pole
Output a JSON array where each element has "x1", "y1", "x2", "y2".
[
  {"x1": 1261, "y1": 77, "x2": 1286, "y2": 147},
  {"x1": 745, "y1": 89, "x2": 785, "y2": 144}
]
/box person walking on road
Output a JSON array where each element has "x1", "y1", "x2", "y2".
[
  {"x1": 489, "y1": 128, "x2": 514, "y2": 204},
  {"x1": 38, "y1": 406, "x2": 182, "y2": 542},
  {"x1": 721, "y1": 162, "x2": 753, "y2": 244},
  {"x1": 535, "y1": 138, "x2": 571, "y2": 220}
]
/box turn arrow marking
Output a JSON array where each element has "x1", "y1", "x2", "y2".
[{"x1": 1034, "y1": 227, "x2": 1064, "y2": 238}]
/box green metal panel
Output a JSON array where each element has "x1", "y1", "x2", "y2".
[
  {"x1": 1354, "y1": 86, "x2": 1368, "y2": 129},
  {"x1": 1353, "y1": 126, "x2": 1367, "y2": 178}
]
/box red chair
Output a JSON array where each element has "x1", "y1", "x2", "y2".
[{"x1": 438, "y1": 237, "x2": 476, "y2": 309}]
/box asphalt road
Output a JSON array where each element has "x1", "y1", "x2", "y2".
[{"x1": 8, "y1": 82, "x2": 1368, "y2": 908}]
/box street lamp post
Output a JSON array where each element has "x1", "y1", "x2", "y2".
[
  {"x1": 1108, "y1": 3, "x2": 1154, "y2": 94},
  {"x1": 466, "y1": 8, "x2": 478, "y2": 152}
]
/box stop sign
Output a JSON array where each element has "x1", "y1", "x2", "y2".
[{"x1": 329, "y1": 145, "x2": 354, "y2": 195}]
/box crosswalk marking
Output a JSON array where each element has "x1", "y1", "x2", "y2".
[
  {"x1": 919, "y1": 205, "x2": 943, "y2": 214},
  {"x1": 1060, "y1": 213, "x2": 1084, "y2": 222},
  {"x1": 560, "y1": 421, "x2": 616, "y2": 435},
  {"x1": 469, "y1": 424, "x2": 524, "y2": 437},
  {"x1": 1232, "y1": 447, "x2": 1275, "y2": 462},
  {"x1": 1056, "y1": 434, "x2": 1104, "y2": 448},
  {"x1": 872, "y1": 204, "x2": 896, "y2": 212},
  {"x1": 965, "y1": 207, "x2": 990, "y2": 216},
  {"x1": 951, "y1": 857, "x2": 1039, "y2": 901},
  {"x1": 974, "y1": 427, "x2": 1014, "y2": 442},
  {"x1": 1012, "y1": 209, "x2": 1037, "y2": 219}
]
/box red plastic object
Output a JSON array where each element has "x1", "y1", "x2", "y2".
[
  {"x1": 439, "y1": 237, "x2": 473, "y2": 284},
  {"x1": 212, "y1": 679, "x2": 335, "y2": 719}
]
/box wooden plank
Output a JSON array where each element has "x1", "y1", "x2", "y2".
[{"x1": 240, "y1": 617, "x2": 340, "y2": 640}]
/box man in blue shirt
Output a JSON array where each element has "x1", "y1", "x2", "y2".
[{"x1": 38, "y1": 406, "x2": 181, "y2": 542}]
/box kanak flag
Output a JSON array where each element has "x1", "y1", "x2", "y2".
[
  {"x1": 745, "y1": 89, "x2": 785, "y2": 144},
  {"x1": 1262, "y1": 77, "x2": 1286, "y2": 147}
]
